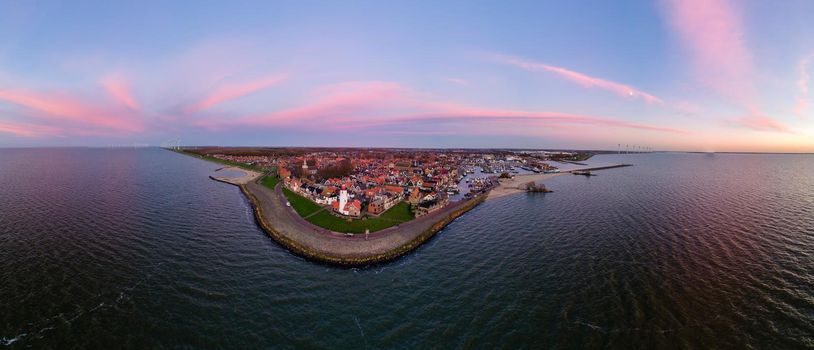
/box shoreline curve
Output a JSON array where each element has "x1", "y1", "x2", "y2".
[
  {"x1": 183, "y1": 150, "x2": 627, "y2": 266},
  {"x1": 182, "y1": 150, "x2": 487, "y2": 266},
  {"x1": 239, "y1": 179, "x2": 486, "y2": 266}
]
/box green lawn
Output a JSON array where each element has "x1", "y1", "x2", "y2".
[
  {"x1": 282, "y1": 187, "x2": 324, "y2": 218},
  {"x1": 280, "y1": 189, "x2": 414, "y2": 233},
  {"x1": 377, "y1": 202, "x2": 414, "y2": 222},
  {"x1": 260, "y1": 176, "x2": 279, "y2": 190}
]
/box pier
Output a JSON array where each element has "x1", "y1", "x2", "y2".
[{"x1": 565, "y1": 164, "x2": 632, "y2": 173}]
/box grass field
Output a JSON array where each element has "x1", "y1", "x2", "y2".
[
  {"x1": 282, "y1": 187, "x2": 324, "y2": 218},
  {"x1": 260, "y1": 176, "x2": 280, "y2": 191},
  {"x1": 280, "y1": 188, "x2": 414, "y2": 233}
]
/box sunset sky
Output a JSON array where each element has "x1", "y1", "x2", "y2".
[{"x1": 1, "y1": 0, "x2": 814, "y2": 151}]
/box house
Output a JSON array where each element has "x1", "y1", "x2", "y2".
[
  {"x1": 384, "y1": 184, "x2": 403, "y2": 195},
  {"x1": 288, "y1": 178, "x2": 302, "y2": 191},
  {"x1": 408, "y1": 187, "x2": 422, "y2": 204},
  {"x1": 368, "y1": 199, "x2": 385, "y2": 215},
  {"x1": 364, "y1": 187, "x2": 381, "y2": 198},
  {"x1": 322, "y1": 186, "x2": 338, "y2": 197},
  {"x1": 368, "y1": 192, "x2": 402, "y2": 215},
  {"x1": 415, "y1": 196, "x2": 449, "y2": 217},
  {"x1": 331, "y1": 186, "x2": 361, "y2": 217},
  {"x1": 279, "y1": 168, "x2": 291, "y2": 179},
  {"x1": 347, "y1": 200, "x2": 362, "y2": 217}
]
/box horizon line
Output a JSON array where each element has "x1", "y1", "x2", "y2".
[{"x1": 2, "y1": 145, "x2": 814, "y2": 155}]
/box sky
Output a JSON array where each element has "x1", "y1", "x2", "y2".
[{"x1": 1, "y1": 0, "x2": 814, "y2": 152}]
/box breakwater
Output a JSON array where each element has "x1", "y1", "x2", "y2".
[{"x1": 565, "y1": 164, "x2": 632, "y2": 172}]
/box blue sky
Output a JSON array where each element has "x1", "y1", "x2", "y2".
[{"x1": 1, "y1": 0, "x2": 813, "y2": 151}]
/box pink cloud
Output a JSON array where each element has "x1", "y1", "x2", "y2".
[
  {"x1": 662, "y1": 0, "x2": 755, "y2": 104},
  {"x1": 185, "y1": 74, "x2": 287, "y2": 113},
  {"x1": 101, "y1": 75, "x2": 139, "y2": 110},
  {"x1": 225, "y1": 81, "x2": 408, "y2": 127},
  {"x1": 391, "y1": 99, "x2": 686, "y2": 133},
  {"x1": 347, "y1": 109, "x2": 688, "y2": 135},
  {"x1": 202, "y1": 81, "x2": 685, "y2": 136},
  {"x1": 442, "y1": 77, "x2": 470, "y2": 86},
  {"x1": 0, "y1": 120, "x2": 61, "y2": 137},
  {"x1": 661, "y1": 0, "x2": 796, "y2": 133},
  {"x1": 172, "y1": 38, "x2": 275, "y2": 88},
  {"x1": 734, "y1": 114, "x2": 792, "y2": 133},
  {"x1": 0, "y1": 88, "x2": 143, "y2": 133},
  {"x1": 491, "y1": 54, "x2": 662, "y2": 103},
  {"x1": 363, "y1": 123, "x2": 582, "y2": 137}
]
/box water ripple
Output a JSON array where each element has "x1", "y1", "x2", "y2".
[{"x1": 1, "y1": 150, "x2": 813, "y2": 348}]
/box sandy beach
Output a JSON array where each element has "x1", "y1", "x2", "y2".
[
  {"x1": 487, "y1": 173, "x2": 566, "y2": 201},
  {"x1": 210, "y1": 166, "x2": 262, "y2": 185},
  {"x1": 486, "y1": 164, "x2": 632, "y2": 201}
]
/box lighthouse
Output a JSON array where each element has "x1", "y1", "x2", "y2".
[{"x1": 338, "y1": 184, "x2": 349, "y2": 214}]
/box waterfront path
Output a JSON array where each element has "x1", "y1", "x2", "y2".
[{"x1": 240, "y1": 179, "x2": 485, "y2": 265}]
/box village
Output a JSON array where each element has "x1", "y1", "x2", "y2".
[{"x1": 197, "y1": 148, "x2": 585, "y2": 220}]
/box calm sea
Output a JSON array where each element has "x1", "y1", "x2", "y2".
[{"x1": 1, "y1": 148, "x2": 812, "y2": 348}]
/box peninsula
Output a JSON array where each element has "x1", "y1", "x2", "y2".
[{"x1": 177, "y1": 147, "x2": 628, "y2": 265}]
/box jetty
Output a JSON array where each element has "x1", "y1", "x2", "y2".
[
  {"x1": 524, "y1": 181, "x2": 552, "y2": 193},
  {"x1": 487, "y1": 163, "x2": 631, "y2": 201},
  {"x1": 566, "y1": 164, "x2": 631, "y2": 172}
]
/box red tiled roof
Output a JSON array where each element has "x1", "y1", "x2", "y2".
[{"x1": 384, "y1": 185, "x2": 402, "y2": 193}]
